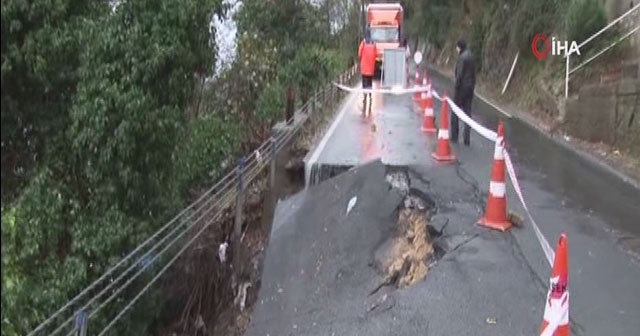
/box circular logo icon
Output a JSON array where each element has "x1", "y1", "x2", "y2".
[{"x1": 531, "y1": 34, "x2": 551, "y2": 61}]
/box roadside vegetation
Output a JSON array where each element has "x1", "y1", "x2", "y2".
[
  {"x1": 1, "y1": 0, "x2": 360, "y2": 334},
  {"x1": 404, "y1": 0, "x2": 622, "y2": 94},
  {"x1": 403, "y1": 0, "x2": 639, "y2": 179}
]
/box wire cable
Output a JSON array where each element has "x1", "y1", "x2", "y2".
[
  {"x1": 26, "y1": 165, "x2": 239, "y2": 336},
  {"x1": 52, "y1": 174, "x2": 240, "y2": 336},
  {"x1": 34, "y1": 69, "x2": 353, "y2": 335},
  {"x1": 94, "y1": 163, "x2": 266, "y2": 336}
]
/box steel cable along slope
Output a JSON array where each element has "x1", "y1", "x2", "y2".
[
  {"x1": 28, "y1": 67, "x2": 355, "y2": 336},
  {"x1": 92, "y1": 80, "x2": 351, "y2": 335}
]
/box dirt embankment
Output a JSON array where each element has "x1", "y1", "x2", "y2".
[{"x1": 153, "y1": 86, "x2": 353, "y2": 336}]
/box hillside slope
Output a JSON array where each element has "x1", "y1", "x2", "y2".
[{"x1": 407, "y1": 0, "x2": 640, "y2": 182}]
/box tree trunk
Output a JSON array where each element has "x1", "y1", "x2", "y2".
[{"x1": 286, "y1": 85, "x2": 295, "y2": 125}]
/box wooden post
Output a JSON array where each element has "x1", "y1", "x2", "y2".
[
  {"x1": 75, "y1": 310, "x2": 88, "y2": 336},
  {"x1": 269, "y1": 136, "x2": 277, "y2": 192},
  {"x1": 233, "y1": 157, "x2": 246, "y2": 275}
]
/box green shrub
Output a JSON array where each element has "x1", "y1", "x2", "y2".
[
  {"x1": 278, "y1": 46, "x2": 343, "y2": 105},
  {"x1": 177, "y1": 116, "x2": 242, "y2": 189},
  {"x1": 510, "y1": 0, "x2": 565, "y2": 57},
  {"x1": 255, "y1": 81, "x2": 286, "y2": 126},
  {"x1": 566, "y1": 0, "x2": 608, "y2": 44}
]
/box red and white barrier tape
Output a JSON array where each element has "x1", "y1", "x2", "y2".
[
  {"x1": 431, "y1": 91, "x2": 499, "y2": 143},
  {"x1": 503, "y1": 151, "x2": 555, "y2": 265},
  {"x1": 332, "y1": 82, "x2": 432, "y2": 95},
  {"x1": 332, "y1": 81, "x2": 557, "y2": 266},
  {"x1": 432, "y1": 90, "x2": 555, "y2": 267}
]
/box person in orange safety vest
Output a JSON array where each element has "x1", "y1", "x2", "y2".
[{"x1": 358, "y1": 28, "x2": 377, "y2": 117}]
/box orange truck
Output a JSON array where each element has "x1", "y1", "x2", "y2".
[{"x1": 366, "y1": 2, "x2": 404, "y2": 75}]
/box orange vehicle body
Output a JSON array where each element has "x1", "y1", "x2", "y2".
[{"x1": 366, "y1": 3, "x2": 403, "y2": 70}]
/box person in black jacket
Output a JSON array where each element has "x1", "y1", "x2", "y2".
[{"x1": 452, "y1": 38, "x2": 476, "y2": 146}]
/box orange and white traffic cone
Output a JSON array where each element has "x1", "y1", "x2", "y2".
[
  {"x1": 540, "y1": 233, "x2": 570, "y2": 336},
  {"x1": 413, "y1": 69, "x2": 421, "y2": 101},
  {"x1": 431, "y1": 93, "x2": 456, "y2": 162},
  {"x1": 416, "y1": 75, "x2": 430, "y2": 113},
  {"x1": 478, "y1": 121, "x2": 511, "y2": 231},
  {"x1": 421, "y1": 86, "x2": 437, "y2": 134},
  {"x1": 417, "y1": 84, "x2": 427, "y2": 113},
  {"x1": 478, "y1": 121, "x2": 512, "y2": 231}
]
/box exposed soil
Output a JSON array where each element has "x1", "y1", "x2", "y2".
[
  {"x1": 372, "y1": 170, "x2": 441, "y2": 293},
  {"x1": 153, "y1": 88, "x2": 353, "y2": 336},
  {"x1": 386, "y1": 208, "x2": 434, "y2": 288}
]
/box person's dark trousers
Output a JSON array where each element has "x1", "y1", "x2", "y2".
[
  {"x1": 362, "y1": 75, "x2": 373, "y2": 115},
  {"x1": 451, "y1": 88, "x2": 474, "y2": 145}
]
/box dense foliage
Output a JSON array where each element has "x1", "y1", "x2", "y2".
[
  {"x1": 1, "y1": 0, "x2": 358, "y2": 335},
  {"x1": 404, "y1": 0, "x2": 615, "y2": 78}
]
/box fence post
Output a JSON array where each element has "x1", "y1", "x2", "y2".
[
  {"x1": 269, "y1": 136, "x2": 277, "y2": 192},
  {"x1": 74, "y1": 310, "x2": 88, "y2": 336},
  {"x1": 233, "y1": 157, "x2": 246, "y2": 275}
]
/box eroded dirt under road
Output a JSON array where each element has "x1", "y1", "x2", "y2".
[{"x1": 371, "y1": 169, "x2": 444, "y2": 294}]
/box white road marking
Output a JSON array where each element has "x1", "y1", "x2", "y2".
[
  {"x1": 305, "y1": 91, "x2": 358, "y2": 182},
  {"x1": 475, "y1": 92, "x2": 513, "y2": 118}
]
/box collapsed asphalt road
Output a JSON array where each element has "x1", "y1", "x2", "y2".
[
  {"x1": 247, "y1": 161, "x2": 542, "y2": 335},
  {"x1": 247, "y1": 65, "x2": 640, "y2": 335}
]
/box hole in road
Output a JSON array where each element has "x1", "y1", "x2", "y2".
[{"x1": 372, "y1": 170, "x2": 444, "y2": 293}]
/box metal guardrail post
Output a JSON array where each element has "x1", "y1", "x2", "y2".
[
  {"x1": 74, "y1": 310, "x2": 87, "y2": 336},
  {"x1": 233, "y1": 157, "x2": 246, "y2": 274},
  {"x1": 269, "y1": 137, "x2": 277, "y2": 192}
]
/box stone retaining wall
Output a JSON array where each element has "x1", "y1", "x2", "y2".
[{"x1": 564, "y1": 80, "x2": 640, "y2": 156}]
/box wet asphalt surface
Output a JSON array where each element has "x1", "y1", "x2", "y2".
[{"x1": 245, "y1": 65, "x2": 640, "y2": 335}]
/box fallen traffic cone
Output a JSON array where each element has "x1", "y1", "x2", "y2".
[
  {"x1": 431, "y1": 93, "x2": 456, "y2": 162},
  {"x1": 540, "y1": 233, "x2": 570, "y2": 336},
  {"x1": 421, "y1": 86, "x2": 437, "y2": 133},
  {"x1": 478, "y1": 121, "x2": 512, "y2": 231}
]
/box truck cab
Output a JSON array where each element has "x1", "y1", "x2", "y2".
[{"x1": 366, "y1": 3, "x2": 403, "y2": 76}]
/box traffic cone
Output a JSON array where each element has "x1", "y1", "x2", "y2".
[
  {"x1": 417, "y1": 87, "x2": 428, "y2": 113},
  {"x1": 416, "y1": 75, "x2": 431, "y2": 113},
  {"x1": 413, "y1": 68, "x2": 421, "y2": 101},
  {"x1": 540, "y1": 233, "x2": 570, "y2": 336},
  {"x1": 421, "y1": 86, "x2": 437, "y2": 134},
  {"x1": 431, "y1": 93, "x2": 456, "y2": 162},
  {"x1": 478, "y1": 121, "x2": 512, "y2": 231}
]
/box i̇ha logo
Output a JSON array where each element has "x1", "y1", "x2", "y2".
[{"x1": 531, "y1": 33, "x2": 581, "y2": 60}]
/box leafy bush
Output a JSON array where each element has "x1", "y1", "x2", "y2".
[
  {"x1": 566, "y1": 0, "x2": 608, "y2": 45},
  {"x1": 282, "y1": 46, "x2": 342, "y2": 102},
  {"x1": 509, "y1": 0, "x2": 565, "y2": 57},
  {"x1": 255, "y1": 81, "x2": 286, "y2": 126},
  {"x1": 404, "y1": 0, "x2": 453, "y2": 48},
  {"x1": 177, "y1": 115, "x2": 242, "y2": 189}
]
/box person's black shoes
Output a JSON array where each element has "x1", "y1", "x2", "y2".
[{"x1": 464, "y1": 140, "x2": 470, "y2": 146}]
